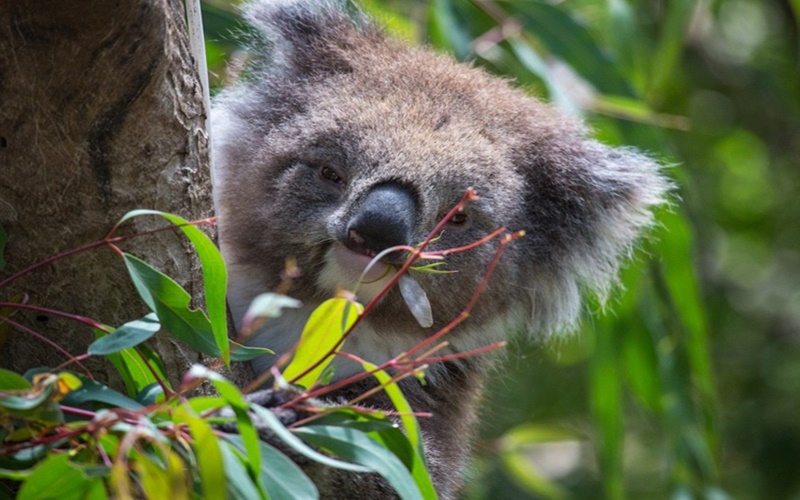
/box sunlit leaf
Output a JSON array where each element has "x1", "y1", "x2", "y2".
[
  {"x1": 283, "y1": 298, "x2": 363, "y2": 388},
  {"x1": 99, "y1": 333, "x2": 169, "y2": 398},
  {"x1": 501, "y1": 450, "x2": 567, "y2": 500},
  {"x1": 54, "y1": 372, "x2": 82, "y2": 400},
  {"x1": 135, "y1": 447, "x2": 189, "y2": 500}
]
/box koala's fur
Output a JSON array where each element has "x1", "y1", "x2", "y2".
[{"x1": 212, "y1": 0, "x2": 669, "y2": 497}]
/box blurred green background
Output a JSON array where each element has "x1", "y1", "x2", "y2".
[{"x1": 201, "y1": 0, "x2": 800, "y2": 497}]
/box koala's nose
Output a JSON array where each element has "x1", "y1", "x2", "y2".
[{"x1": 345, "y1": 184, "x2": 417, "y2": 262}]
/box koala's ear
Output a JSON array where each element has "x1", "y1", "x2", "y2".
[
  {"x1": 516, "y1": 138, "x2": 671, "y2": 334},
  {"x1": 242, "y1": 0, "x2": 377, "y2": 77}
]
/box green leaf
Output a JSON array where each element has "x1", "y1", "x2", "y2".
[
  {"x1": 17, "y1": 454, "x2": 106, "y2": 500},
  {"x1": 502, "y1": 0, "x2": 633, "y2": 98},
  {"x1": 123, "y1": 253, "x2": 217, "y2": 353},
  {"x1": 308, "y1": 410, "x2": 414, "y2": 469},
  {"x1": 174, "y1": 406, "x2": 226, "y2": 500},
  {"x1": 283, "y1": 298, "x2": 363, "y2": 388},
  {"x1": 294, "y1": 425, "x2": 423, "y2": 500},
  {"x1": 0, "y1": 368, "x2": 32, "y2": 390},
  {"x1": 361, "y1": 362, "x2": 436, "y2": 498},
  {"x1": 506, "y1": 37, "x2": 582, "y2": 117},
  {"x1": 99, "y1": 334, "x2": 169, "y2": 398},
  {"x1": 605, "y1": 0, "x2": 639, "y2": 82},
  {"x1": 122, "y1": 254, "x2": 269, "y2": 362},
  {"x1": 135, "y1": 383, "x2": 164, "y2": 406},
  {"x1": 134, "y1": 447, "x2": 189, "y2": 499},
  {"x1": 248, "y1": 404, "x2": 371, "y2": 473},
  {"x1": 220, "y1": 442, "x2": 264, "y2": 500},
  {"x1": 501, "y1": 449, "x2": 568, "y2": 500},
  {"x1": 589, "y1": 319, "x2": 624, "y2": 500},
  {"x1": 61, "y1": 377, "x2": 144, "y2": 411},
  {"x1": 648, "y1": 0, "x2": 695, "y2": 99},
  {"x1": 88, "y1": 314, "x2": 160, "y2": 355},
  {"x1": 117, "y1": 209, "x2": 229, "y2": 365},
  {"x1": 225, "y1": 435, "x2": 318, "y2": 500},
  {"x1": 428, "y1": 0, "x2": 474, "y2": 59},
  {"x1": 184, "y1": 366, "x2": 261, "y2": 481},
  {"x1": 0, "y1": 467, "x2": 32, "y2": 481}
]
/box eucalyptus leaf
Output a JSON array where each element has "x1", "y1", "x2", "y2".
[
  {"x1": 225, "y1": 435, "x2": 318, "y2": 500},
  {"x1": 282, "y1": 298, "x2": 363, "y2": 388},
  {"x1": 295, "y1": 425, "x2": 423, "y2": 500},
  {"x1": 99, "y1": 335, "x2": 169, "y2": 398},
  {"x1": 87, "y1": 314, "x2": 160, "y2": 355},
  {"x1": 17, "y1": 454, "x2": 106, "y2": 500},
  {"x1": 0, "y1": 368, "x2": 32, "y2": 390},
  {"x1": 360, "y1": 361, "x2": 435, "y2": 497},
  {"x1": 248, "y1": 404, "x2": 371, "y2": 473},
  {"x1": 122, "y1": 254, "x2": 269, "y2": 362},
  {"x1": 174, "y1": 406, "x2": 226, "y2": 500},
  {"x1": 117, "y1": 209, "x2": 230, "y2": 365},
  {"x1": 220, "y1": 442, "x2": 265, "y2": 500},
  {"x1": 61, "y1": 377, "x2": 143, "y2": 411},
  {"x1": 398, "y1": 274, "x2": 433, "y2": 328}
]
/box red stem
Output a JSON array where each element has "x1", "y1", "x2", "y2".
[
  {"x1": 0, "y1": 427, "x2": 86, "y2": 456},
  {"x1": 403, "y1": 231, "x2": 523, "y2": 359},
  {"x1": 61, "y1": 405, "x2": 97, "y2": 418},
  {"x1": 0, "y1": 217, "x2": 216, "y2": 290},
  {"x1": 0, "y1": 302, "x2": 110, "y2": 332},
  {"x1": 287, "y1": 190, "x2": 480, "y2": 385},
  {"x1": 134, "y1": 345, "x2": 175, "y2": 398},
  {"x1": 0, "y1": 316, "x2": 93, "y2": 377}
]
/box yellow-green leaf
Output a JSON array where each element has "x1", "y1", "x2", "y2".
[{"x1": 283, "y1": 298, "x2": 363, "y2": 388}]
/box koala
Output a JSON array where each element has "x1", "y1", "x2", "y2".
[{"x1": 211, "y1": 0, "x2": 669, "y2": 497}]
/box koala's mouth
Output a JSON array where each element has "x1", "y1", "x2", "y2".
[{"x1": 329, "y1": 243, "x2": 395, "y2": 284}]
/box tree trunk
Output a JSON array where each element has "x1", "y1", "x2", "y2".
[{"x1": 0, "y1": 0, "x2": 213, "y2": 387}]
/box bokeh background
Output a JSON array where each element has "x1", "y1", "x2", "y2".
[{"x1": 201, "y1": 0, "x2": 800, "y2": 497}]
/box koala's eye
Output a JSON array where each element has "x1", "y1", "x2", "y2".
[
  {"x1": 449, "y1": 211, "x2": 469, "y2": 225},
  {"x1": 320, "y1": 166, "x2": 345, "y2": 185}
]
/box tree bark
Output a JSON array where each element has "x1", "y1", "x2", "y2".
[{"x1": 0, "y1": 0, "x2": 213, "y2": 387}]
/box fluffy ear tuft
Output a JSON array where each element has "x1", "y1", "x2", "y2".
[
  {"x1": 517, "y1": 139, "x2": 672, "y2": 337},
  {"x1": 241, "y1": 0, "x2": 377, "y2": 77}
]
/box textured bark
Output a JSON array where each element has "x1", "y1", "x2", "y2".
[{"x1": 0, "y1": 0, "x2": 213, "y2": 386}]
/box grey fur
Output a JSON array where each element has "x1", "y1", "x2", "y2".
[{"x1": 213, "y1": 0, "x2": 670, "y2": 497}]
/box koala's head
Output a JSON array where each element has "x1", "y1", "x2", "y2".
[{"x1": 212, "y1": 0, "x2": 670, "y2": 361}]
